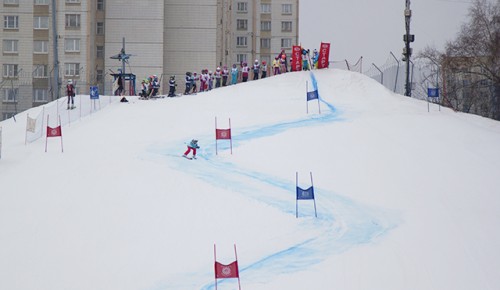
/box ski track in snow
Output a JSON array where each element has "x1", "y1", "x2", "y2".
[{"x1": 146, "y1": 73, "x2": 398, "y2": 290}]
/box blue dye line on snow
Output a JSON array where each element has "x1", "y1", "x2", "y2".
[{"x1": 147, "y1": 72, "x2": 397, "y2": 290}]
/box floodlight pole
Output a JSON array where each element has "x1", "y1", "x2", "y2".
[{"x1": 403, "y1": 0, "x2": 414, "y2": 97}]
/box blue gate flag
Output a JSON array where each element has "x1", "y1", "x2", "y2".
[
  {"x1": 90, "y1": 86, "x2": 99, "y2": 99},
  {"x1": 307, "y1": 90, "x2": 319, "y2": 101},
  {"x1": 296, "y1": 186, "x2": 315, "y2": 200},
  {"x1": 427, "y1": 88, "x2": 439, "y2": 98}
]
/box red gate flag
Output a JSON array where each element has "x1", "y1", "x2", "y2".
[
  {"x1": 215, "y1": 261, "x2": 239, "y2": 279},
  {"x1": 291, "y1": 46, "x2": 302, "y2": 72},
  {"x1": 216, "y1": 129, "x2": 231, "y2": 140},
  {"x1": 318, "y1": 42, "x2": 331, "y2": 69},
  {"x1": 47, "y1": 126, "x2": 62, "y2": 137}
]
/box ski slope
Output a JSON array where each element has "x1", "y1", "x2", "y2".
[{"x1": 1, "y1": 69, "x2": 500, "y2": 290}]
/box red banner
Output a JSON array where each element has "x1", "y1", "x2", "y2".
[
  {"x1": 318, "y1": 42, "x2": 331, "y2": 69},
  {"x1": 216, "y1": 128, "x2": 231, "y2": 140},
  {"x1": 291, "y1": 46, "x2": 302, "y2": 72},
  {"x1": 46, "y1": 126, "x2": 62, "y2": 137},
  {"x1": 215, "y1": 261, "x2": 239, "y2": 278}
]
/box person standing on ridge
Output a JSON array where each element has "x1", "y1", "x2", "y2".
[{"x1": 66, "y1": 79, "x2": 75, "y2": 109}]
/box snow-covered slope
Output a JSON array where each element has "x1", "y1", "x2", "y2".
[{"x1": 1, "y1": 69, "x2": 499, "y2": 290}]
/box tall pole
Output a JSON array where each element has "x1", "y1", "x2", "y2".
[
  {"x1": 403, "y1": 0, "x2": 414, "y2": 97},
  {"x1": 51, "y1": 0, "x2": 60, "y2": 101}
]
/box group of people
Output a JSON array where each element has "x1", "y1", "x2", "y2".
[
  {"x1": 300, "y1": 48, "x2": 320, "y2": 71},
  {"x1": 137, "y1": 48, "x2": 320, "y2": 98},
  {"x1": 139, "y1": 75, "x2": 161, "y2": 99}
]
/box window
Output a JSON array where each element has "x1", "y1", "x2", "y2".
[
  {"x1": 3, "y1": 64, "x2": 18, "y2": 78},
  {"x1": 96, "y1": 46, "x2": 104, "y2": 58},
  {"x1": 65, "y1": 0, "x2": 80, "y2": 3},
  {"x1": 97, "y1": 0, "x2": 104, "y2": 10},
  {"x1": 237, "y1": 2, "x2": 247, "y2": 13},
  {"x1": 281, "y1": 21, "x2": 292, "y2": 32},
  {"x1": 3, "y1": 88, "x2": 18, "y2": 102},
  {"x1": 261, "y1": 21, "x2": 271, "y2": 31},
  {"x1": 4, "y1": 16, "x2": 19, "y2": 29},
  {"x1": 281, "y1": 38, "x2": 292, "y2": 48},
  {"x1": 237, "y1": 54, "x2": 247, "y2": 64},
  {"x1": 261, "y1": 3, "x2": 271, "y2": 13},
  {"x1": 33, "y1": 65, "x2": 48, "y2": 78},
  {"x1": 34, "y1": 0, "x2": 49, "y2": 4},
  {"x1": 33, "y1": 89, "x2": 48, "y2": 102},
  {"x1": 260, "y1": 38, "x2": 271, "y2": 49},
  {"x1": 33, "y1": 16, "x2": 49, "y2": 29},
  {"x1": 96, "y1": 22, "x2": 104, "y2": 35},
  {"x1": 3, "y1": 39, "x2": 18, "y2": 53},
  {"x1": 65, "y1": 14, "x2": 80, "y2": 28},
  {"x1": 4, "y1": 0, "x2": 19, "y2": 4},
  {"x1": 282, "y1": 4, "x2": 292, "y2": 14},
  {"x1": 64, "y1": 38, "x2": 80, "y2": 52},
  {"x1": 65, "y1": 63, "x2": 80, "y2": 76},
  {"x1": 236, "y1": 36, "x2": 247, "y2": 47},
  {"x1": 236, "y1": 19, "x2": 247, "y2": 30},
  {"x1": 33, "y1": 40, "x2": 49, "y2": 53}
]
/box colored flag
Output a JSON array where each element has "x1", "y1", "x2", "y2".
[
  {"x1": 46, "y1": 126, "x2": 62, "y2": 137},
  {"x1": 216, "y1": 129, "x2": 231, "y2": 140},
  {"x1": 307, "y1": 90, "x2": 319, "y2": 101},
  {"x1": 317, "y1": 42, "x2": 331, "y2": 69},
  {"x1": 215, "y1": 261, "x2": 239, "y2": 279},
  {"x1": 296, "y1": 186, "x2": 314, "y2": 200},
  {"x1": 26, "y1": 116, "x2": 37, "y2": 133},
  {"x1": 291, "y1": 46, "x2": 302, "y2": 72}
]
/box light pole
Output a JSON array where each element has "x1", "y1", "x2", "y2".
[{"x1": 403, "y1": 0, "x2": 415, "y2": 97}]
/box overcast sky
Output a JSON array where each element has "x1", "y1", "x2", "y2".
[{"x1": 299, "y1": 0, "x2": 477, "y2": 68}]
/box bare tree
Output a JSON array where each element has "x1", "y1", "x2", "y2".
[{"x1": 418, "y1": 0, "x2": 500, "y2": 120}]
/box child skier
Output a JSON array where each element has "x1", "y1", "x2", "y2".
[
  {"x1": 184, "y1": 72, "x2": 192, "y2": 95},
  {"x1": 183, "y1": 139, "x2": 200, "y2": 159},
  {"x1": 261, "y1": 60, "x2": 267, "y2": 78},
  {"x1": 252, "y1": 59, "x2": 260, "y2": 80},
  {"x1": 168, "y1": 75, "x2": 177, "y2": 97},
  {"x1": 231, "y1": 64, "x2": 239, "y2": 85},
  {"x1": 241, "y1": 62, "x2": 249, "y2": 82},
  {"x1": 66, "y1": 79, "x2": 75, "y2": 109},
  {"x1": 215, "y1": 67, "x2": 222, "y2": 88},
  {"x1": 222, "y1": 65, "x2": 229, "y2": 86}
]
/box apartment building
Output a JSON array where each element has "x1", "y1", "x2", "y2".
[{"x1": 1, "y1": 0, "x2": 299, "y2": 120}]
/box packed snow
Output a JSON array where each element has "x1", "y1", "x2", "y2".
[{"x1": 1, "y1": 69, "x2": 500, "y2": 290}]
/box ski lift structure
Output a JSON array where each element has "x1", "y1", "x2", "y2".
[{"x1": 110, "y1": 37, "x2": 136, "y2": 96}]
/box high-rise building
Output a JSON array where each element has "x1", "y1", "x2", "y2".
[{"x1": 1, "y1": 0, "x2": 299, "y2": 120}]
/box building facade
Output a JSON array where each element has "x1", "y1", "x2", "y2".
[{"x1": 1, "y1": 0, "x2": 299, "y2": 120}]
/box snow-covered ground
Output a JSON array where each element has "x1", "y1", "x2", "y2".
[{"x1": 1, "y1": 69, "x2": 499, "y2": 290}]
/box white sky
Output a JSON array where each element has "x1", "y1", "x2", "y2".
[{"x1": 299, "y1": 0, "x2": 475, "y2": 66}]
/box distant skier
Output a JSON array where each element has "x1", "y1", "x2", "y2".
[
  {"x1": 311, "y1": 49, "x2": 319, "y2": 69},
  {"x1": 66, "y1": 79, "x2": 75, "y2": 109},
  {"x1": 231, "y1": 64, "x2": 239, "y2": 85},
  {"x1": 168, "y1": 75, "x2": 177, "y2": 97},
  {"x1": 261, "y1": 60, "x2": 267, "y2": 78},
  {"x1": 215, "y1": 67, "x2": 222, "y2": 88},
  {"x1": 252, "y1": 59, "x2": 260, "y2": 80},
  {"x1": 183, "y1": 139, "x2": 200, "y2": 159},
  {"x1": 241, "y1": 62, "x2": 249, "y2": 82},
  {"x1": 222, "y1": 65, "x2": 229, "y2": 86},
  {"x1": 184, "y1": 72, "x2": 192, "y2": 95}
]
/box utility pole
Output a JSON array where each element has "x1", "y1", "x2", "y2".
[
  {"x1": 51, "y1": 0, "x2": 60, "y2": 101},
  {"x1": 403, "y1": 0, "x2": 414, "y2": 97}
]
